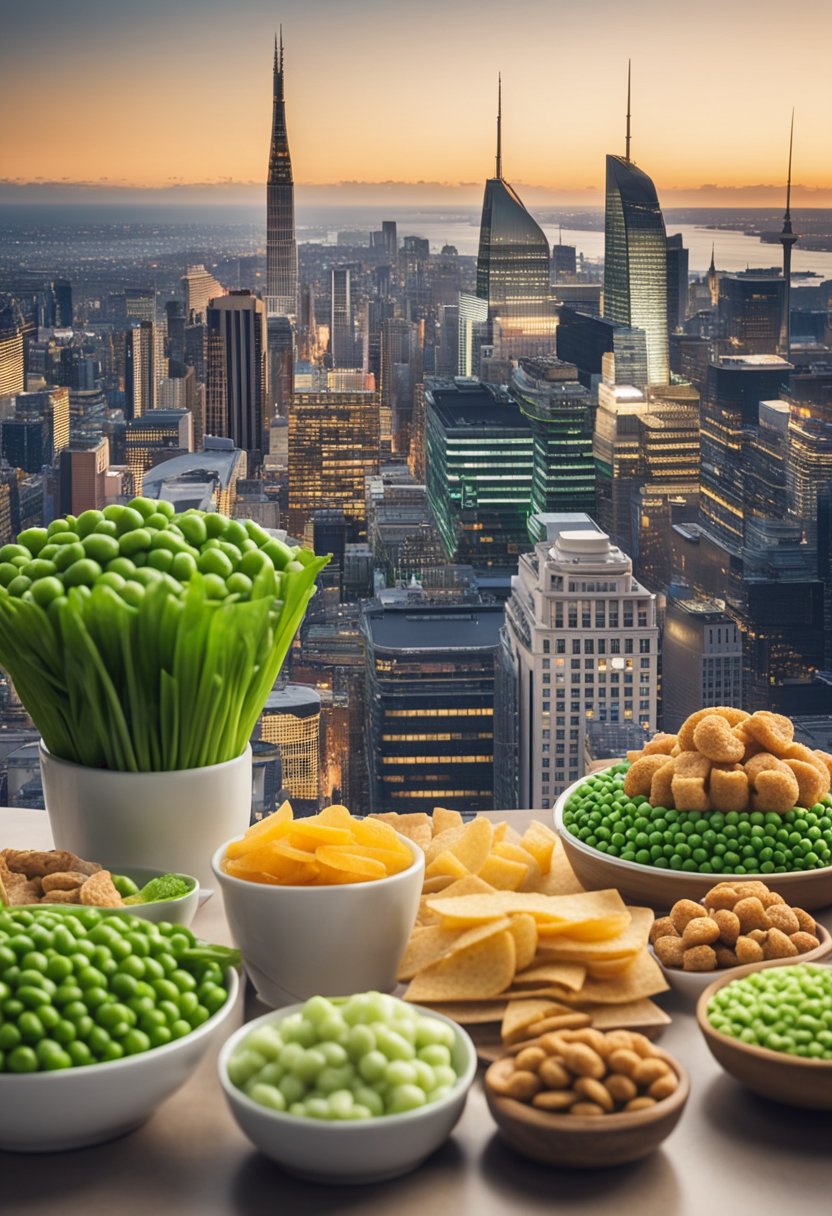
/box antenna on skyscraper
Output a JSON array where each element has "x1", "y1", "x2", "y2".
[
  {"x1": 784, "y1": 108, "x2": 794, "y2": 228},
  {"x1": 625, "y1": 59, "x2": 632, "y2": 162},
  {"x1": 496, "y1": 74, "x2": 503, "y2": 180},
  {"x1": 280, "y1": 25, "x2": 284, "y2": 75}
]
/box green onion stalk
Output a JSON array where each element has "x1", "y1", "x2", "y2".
[{"x1": 0, "y1": 501, "x2": 330, "y2": 772}]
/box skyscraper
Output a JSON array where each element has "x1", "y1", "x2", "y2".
[
  {"x1": 182, "y1": 265, "x2": 224, "y2": 322},
  {"x1": 603, "y1": 64, "x2": 669, "y2": 385},
  {"x1": 124, "y1": 321, "x2": 157, "y2": 419},
  {"x1": 0, "y1": 315, "x2": 25, "y2": 399},
  {"x1": 330, "y1": 268, "x2": 358, "y2": 368},
  {"x1": 475, "y1": 78, "x2": 554, "y2": 361},
  {"x1": 266, "y1": 31, "x2": 298, "y2": 318},
  {"x1": 666, "y1": 233, "x2": 689, "y2": 334},
  {"x1": 778, "y1": 112, "x2": 798, "y2": 360},
  {"x1": 205, "y1": 292, "x2": 267, "y2": 465}
]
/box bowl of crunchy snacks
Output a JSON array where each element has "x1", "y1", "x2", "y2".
[
  {"x1": 555, "y1": 708, "x2": 832, "y2": 910},
  {"x1": 218, "y1": 991, "x2": 477, "y2": 1184},
  {"x1": 0, "y1": 848, "x2": 200, "y2": 927},
  {"x1": 649, "y1": 884, "x2": 832, "y2": 999},
  {"x1": 697, "y1": 961, "x2": 832, "y2": 1109},
  {"x1": 484, "y1": 1025, "x2": 689, "y2": 1167},
  {"x1": 212, "y1": 802, "x2": 424, "y2": 1007},
  {"x1": 0, "y1": 903, "x2": 239, "y2": 1151}
]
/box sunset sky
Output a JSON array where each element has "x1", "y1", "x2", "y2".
[{"x1": 2, "y1": 0, "x2": 831, "y2": 204}]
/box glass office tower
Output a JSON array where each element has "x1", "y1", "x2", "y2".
[
  {"x1": 604, "y1": 155, "x2": 669, "y2": 385},
  {"x1": 475, "y1": 83, "x2": 554, "y2": 360},
  {"x1": 266, "y1": 32, "x2": 298, "y2": 318}
]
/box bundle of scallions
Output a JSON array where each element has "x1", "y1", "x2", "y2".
[{"x1": 0, "y1": 499, "x2": 329, "y2": 772}]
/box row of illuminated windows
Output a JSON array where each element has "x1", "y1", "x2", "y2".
[
  {"x1": 382, "y1": 755, "x2": 492, "y2": 766},
  {"x1": 388, "y1": 789, "x2": 490, "y2": 799},
  {"x1": 381, "y1": 733, "x2": 493, "y2": 743},
  {"x1": 385, "y1": 708, "x2": 494, "y2": 718}
]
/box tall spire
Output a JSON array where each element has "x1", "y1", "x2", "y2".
[
  {"x1": 778, "y1": 109, "x2": 798, "y2": 360},
  {"x1": 783, "y1": 107, "x2": 794, "y2": 230},
  {"x1": 625, "y1": 59, "x2": 631, "y2": 162},
  {"x1": 495, "y1": 74, "x2": 502, "y2": 180},
  {"x1": 709, "y1": 242, "x2": 715, "y2": 272},
  {"x1": 274, "y1": 27, "x2": 284, "y2": 100}
]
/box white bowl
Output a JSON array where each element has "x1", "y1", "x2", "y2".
[
  {"x1": 107, "y1": 864, "x2": 200, "y2": 927},
  {"x1": 0, "y1": 968, "x2": 239, "y2": 1152},
  {"x1": 218, "y1": 1002, "x2": 476, "y2": 1184},
  {"x1": 651, "y1": 923, "x2": 832, "y2": 1000},
  {"x1": 212, "y1": 833, "x2": 425, "y2": 1007},
  {"x1": 41, "y1": 741, "x2": 253, "y2": 891},
  {"x1": 554, "y1": 768, "x2": 832, "y2": 911}
]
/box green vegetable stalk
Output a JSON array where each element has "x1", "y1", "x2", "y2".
[{"x1": 0, "y1": 501, "x2": 330, "y2": 772}]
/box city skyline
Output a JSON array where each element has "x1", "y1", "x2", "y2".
[{"x1": 2, "y1": 1, "x2": 832, "y2": 203}]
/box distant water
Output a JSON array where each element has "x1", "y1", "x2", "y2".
[{"x1": 2, "y1": 202, "x2": 832, "y2": 280}]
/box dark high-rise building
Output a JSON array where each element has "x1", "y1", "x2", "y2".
[
  {"x1": 381, "y1": 317, "x2": 422, "y2": 457},
  {"x1": 552, "y1": 242, "x2": 577, "y2": 283},
  {"x1": 603, "y1": 67, "x2": 669, "y2": 384},
  {"x1": 476, "y1": 78, "x2": 554, "y2": 360},
  {"x1": 58, "y1": 438, "x2": 110, "y2": 516},
  {"x1": 666, "y1": 233, "x2": 689, "y2": 334},
  {"x1": 425, "y1": 379, "x2": 534, "y2": 569},
  {"x1": 382, "y1": 221, "x2": 398, "y2": 264},
  {"x1": 778, "y1": 113, "x2": 798, "y2": 360},
  {"x1": 165, "y1": 300, "x2": 186, "y2": 373},
  {"x1": 266, "y1": 31, "x2": 298, "y2": 318},
  {"x1": 719, "y1": 275, "x2": 784, "y2": 355},
  {"x1": 330, "y1": 268, "x2": 358, "y2": 369},
  {"x1": 699, "y1": 354, "x2": 792, "y2": 551},
  {"x1": 205, "y1": 292, "x2": 267, "y2": 466},
  {"x1": 125, "y1": 409, "x2": 193, "y2": 496},
  {"x1": 662, "y1": 598, "x2": 743, "y2": 733},
  {"x1": 267, "y1": 315, "x2": 294, "y2": 418},
  {"x1": 54, "y1": 280, "x2": 72, "y2": 328},
  {"x1": 362, "y1": 597, "x2": 502, "y2": 815}
]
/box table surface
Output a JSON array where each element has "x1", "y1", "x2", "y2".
[{"x1": 2, "y1": 807, "x2": 831, "y2": 1216}]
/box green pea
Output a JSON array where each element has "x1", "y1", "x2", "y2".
[
  {"x1": 82, "y1": 533, "x2": 120, "y2": 564},
  {"x1": 62, "y1": 558, "x2": 102, "y2": 587},
  {"x1": 93, "y1": 519, "x2": 119, "y2": 537},
  {"x1": 7, "y1": 1045, "x2": 38, "y2": 1072},
  {"x1": 118, "y1": 528, "x2": 152, "y2": 557}
]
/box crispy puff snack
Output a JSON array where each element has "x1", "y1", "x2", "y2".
[
  {"x1": 677, "y1": 707, "x2": 748, "y2": 752},
  {"x1": 709, "y1": 765, "x2": 750, "y2": 813},
  {"x1": 744, "y1": 711, "x2": 794, "y2": 756},
  {"x1": 784, "y1": 760, "x2": 829, "y2": 809},
  {"x1": 692, "y1": 716, "x2": 745, "y2": 764},
  {"x1": 752, "y1": 768, "x2": 800, "y2": 814},
  {"x1": 623, "y1": 755, "x2": 668, "y2": 798}
]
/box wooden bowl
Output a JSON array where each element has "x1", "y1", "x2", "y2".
[
  {"x1": 483, "y1": 1052, "x2": 689, "y2": 1168},
  {"x1": 653, "y1": 922, "x2": 831, "y2": 1001},
  {"x1": 696, "y1": 959, "x2": 832, "y2": 1110},
  {"x1": 553, "y1": 770, "x2": 832, "y2": 911}
]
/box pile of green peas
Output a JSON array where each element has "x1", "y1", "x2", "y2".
[
  {"x1": 707, "y1": 964, "x2": 832, "y2": 1058},
  {"x1": 228, "y1": 992, "x2": 462, "y2": 1120},
  {"x1": 0, "y1": 907, "x2": 232, "y2": 1072},
  {"x1": 563, "y1": 763, "x2": 832, "y2": 875},
  {"x1": 0, "y1": 497, "x2": 302, "y2": 614}
]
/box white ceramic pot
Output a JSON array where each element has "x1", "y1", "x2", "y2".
[
  {"x1": 212, "y1": 833, "x2": 425, "y2": 1007},
  {"x1": 40, "y1": 743, "x2": 252, "y2": 890}
]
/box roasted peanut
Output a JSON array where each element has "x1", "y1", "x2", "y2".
[
  {"x1": 765, "y1": 904, "x2": 800, "y2": 935},
  {"x1": 504, "y1": 1070, "x2": 543, "y2": 1101},
  {"x1": 538, "y1": 1058, "x2": 571, "y2": 1090},
  {"x1": 735, "y1": 935, "x2": 766, "y2": 964},
  {"x1": 574, "y1": 1077, "x2": 614, "y2": 1112},
  {"x1": 790, "y1": 931, "x2": 820, "y2": 954},
  {"x1": 532, "y1": 1089, "x2": 578, "y2": 1112},
  {"x1": 763, "y1": 927, "x2": 799, "y2": 959},
  {"x1": 604, "y1": 1073, "x2": 638, "y2": 1104},
  {"x1": 630, "y1": 1034, "x2": 660, "y2": 1059},
  {"x1": 625, "y1": 1097, "x2": 658, "y2": 1112},
  {"x1": 733, "y1": 896, "x2": 770, "y2": 933},
  {"x1": 608, "y1": 1048, "x2": 641, "y2": 1076},
  {"x1": 562, "y1": 1043, "x2": 606, "y2": 1079},
  {"x1": 632, "y1": 1057, "x2": 670, "y2": 1088},
  {"x1": 793, "y1": 907, "x2": 817, "y2": 935},
  {"x1": 514, "y1": 1047, "x2": 547, "y2": 1073},
  {"x1": 569, "y1": 1102, "x2": 606, "y2": 1117},
  {"x1": 648, "y1": 1072, "x2": 679, "y2": 1100}
]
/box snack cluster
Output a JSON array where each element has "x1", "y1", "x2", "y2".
[
  {"x1": 0, "y1": 849, "x2": 192, "y2": 908},
  {"x1": 651, "y1": 883, "x2": 821, "y2": 972},
  {"x1": 624, "y1": 708, "x2": 832, "y2": 814},
  {"x1": 489, "y1": 1027, "x2": 680, "y2": 1116}
]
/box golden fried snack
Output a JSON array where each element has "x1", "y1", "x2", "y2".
[
  {"x1": 670, "y1": 775, "x2": 710, "y2": 812},
  {"x1": 744, "y1": 752, "x2": 789, "y2": 783},
  {"x1": 790, "y1": 931, "x2": 820, "y2": 953},
  {"x1": 78, "y1": 870, "x2": 123, "y2": 907},
  {"x1": 692, "y1": 715, "x2": 745, "y2": 763},
  {"x1": 677, "y1": 707, "x2": 749, "y2": 751},
  {"x1": 669, "y1": 899, "x2": 707, "y2": 932},
  {"x1": 1, "y1": 849, "x2": 101, "y2": 878},
  {"x1": 793, "y1": 907, "x2": 816, "y2": 935},
  {"x1": 649, "y1": 916, "x2": 678, "y2": 944},
  {"x1": 783, "y1": 742, "x2": 831, "y2": 778},
  {"x1": 733, "y1": 896, "x2": 770, "y2": 933},
  {"x1": 649, "y1": 760, "x2": 675, "y2": 809},
  {"x1": 642, "y1": 733, "x2": 678, "y2": 757},
  {"x1": 40, "y1": 888, "x2": 81, "y2": 904},
  {"x1": 709, "y1": 766, "x2": 750, "y2": 813},
  {"x1": 673, "y1": 751, "x2": 712, "y2": 779},
  {"x1": 682, "y1": 945, "x2": 717, "y2": 971},
  {"x1": 813, "y1": 750, "x2": 832, "y2": 778},
  {"x1": 714, "y1": 944, "x2": 739, "y2": 968},
  {"x1": 623, "y1": 755, "x2": 669, "y2": 798},
  {"x1": 704, "y1": 883, "x2": 741, "y2": 911},
  {"x1": 752, "y1": 767, "x2": 800, "y2": 813},
  {"x1": 766, "y1": 904, "x2": 800, "y2": 935},
  {"x1": 40, "y1": 871, "x2": 88, "y2": 893},
  {"x1": 712, "y1": 909, "x2": 740, "y2": 945},
  {"x1": 745, "y1": 711, "x2": 794, "y2": 757},
  {"x1": 783, "y1": 759, "x2": 828, "y2": 809},
  {"x1": 735, "y1": 935, "x2": 765, "y2": 964},
  {"x1": 3, "y1": 872, "x2": 42, "y2": 905},
  {"x1": 682, "y1": 917, "x2": 720, "y2": 947},
  {"x1": 763, "y1": 928, "x2": 799, "y2": 960}
]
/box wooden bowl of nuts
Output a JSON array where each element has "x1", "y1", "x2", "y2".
[
  {"x1": 483, "y1": 1027, "x2": 689, "y2": 1167},
  {"x1": 649, "y1": 883, "x2": 832, "y2": 1000}
]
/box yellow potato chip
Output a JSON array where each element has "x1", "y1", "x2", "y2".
[
  {"x1": 536, "y1": 912, "x2": 632, "y2": 942},
  {"x1": 425, "y1": 851, "x2": 470, "y2": 881},
  {"x1": 404, "y1": 930, "x2": 516, "y2": 1002},
  {"x1": 323, "y1": 843, "x2": 411, "y2": 871},
  {"x1": 424, "y1": 826, "x2": 469, "y2": 865},
  {"x1": 585, "y1": 957, "x2": 637, "y2": 978},
  {"x1": 449, "y1": 817, "x2": 494, "y2": 874},
  {"x1": 397, "y1": 916, "x2": 512, "y2": 980},
  {"x1": 535, "y1": 906, "x2": 652, "y2": 960},
  {"x1": 426, "y1": 889, "x2": 627, "y2": 928},
  {"x1": 289, "y1": 823, "x2": 354, "y2": 848},
  {"x1": 582, "y1": 999, "x2": 671, "y2": 1034},
  {"x1": 226, "y1": 801, "x2": 293, "y2": 858},
  {"x1": 432, "y1": 806, "x2": 465, "y2": 835},
  {"x1": 549, "y1": 951, "x2": 669, "y2": 1005},
  {"x1": 435, "y1": 874, "x2": 498, "y2": 899},
  {"x1": 520, "y1": 821, "x2": 558, "y2": 875},
  {"x1": 350, "y1": 816, "x2": 409, "y2": 853},
  {"x1": 492, "y1": 842, "x2": 541, "y2": 891},
  {"x1": 314, "y1": 847, "x2": 387, "y2": 879},
  {"x1": 477, "y1": 854, "x2": 528, "y2": 891},
  {"x1": 414, "y1": 1001, "x2": 508, "y2": 1025},
  {"x1": 501, "y1": 999, "x2": 569, "y2": 1045},
  {"x1": 492, "y1": 822, "x2": 509, "y2": 843},
  {"x1": 270, "y1": 840, "x2": 321, "y2": 865},
  {"x1": 506, "y1": 913, "x2": 538, "y2": 971},
  {"x1": 511, "y1": 961, "x2": 587, "y2": 991},
  {"x1": 535, "y1": 847, "x2": 585, "y2": 896},
  {"x1": 371, "y1": 812, "x2": 432, "y2": 851},
  {"x1": 316, "y1": 804, "x2": 353, "y2": 828},
  {"x1": 422, "y1": 875, "x2": 457, "y2": 894}
]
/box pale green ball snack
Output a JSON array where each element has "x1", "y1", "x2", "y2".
[{"x1": 230, "y1": 992, "x2": 460, "y2": 1120}]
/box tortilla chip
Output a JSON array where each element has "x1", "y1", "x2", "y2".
[
  {"x1": 536, "y1": 912, "x2": 632, "y2": 941},
  {"x1": 404, "y1": 930, "x2": 516, "y2": 1002},
  {"x1": 397, "y1": 916, "x2": 512, "y2": 980},
  {"x1": 535, "y1": 906, "x2": 653, "y2": 960},
  {"x1": 552, "y1": 951, "x2": 669, "y2": 1005},
  {"x1": 506, "y1": 913, "x2": 538, "y2": 971},
  {"x1": 432, "y1": 807, "x2": 464, "y2": 835},
  {"x1": 511, "y1": 961, "x2": 587, "y2": 991},
  {"x1": 501, "y1": 999, "x2": 571, "y2": 1045},
  {"x1": 426, "y1": 889, "x2": 628, "y2": 928},
  {"x1": 414, "y1": 1001, "x2": 508, "y2": 1025}
]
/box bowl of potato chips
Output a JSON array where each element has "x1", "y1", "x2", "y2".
[{"x1": 212, "y1": 802, "x2": 424, "y2": 1007}]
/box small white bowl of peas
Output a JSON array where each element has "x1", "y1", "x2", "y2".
[{"x1": 218, "y1": 992, "x2": 477, "y2": 1184}]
